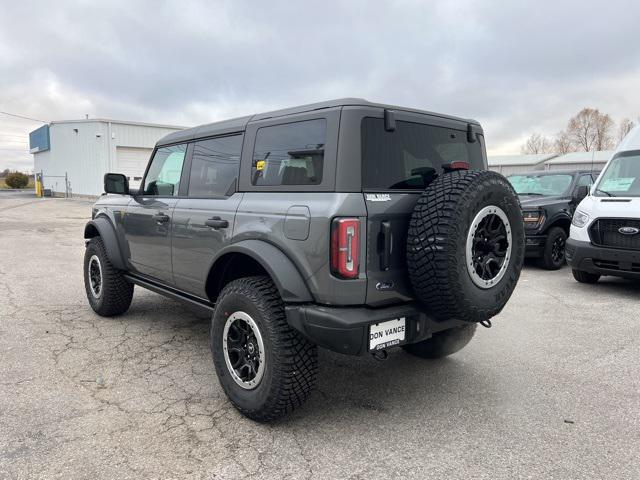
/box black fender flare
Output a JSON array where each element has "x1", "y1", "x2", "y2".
[
  {"x1": 212, "y1": 240, "x2": 313, "y2": 303},
  {"x1": 84, "y1": 216, "x2": 126, "y2": 270},
  {"x1": 543, "y1": 211, "x2": 572, "y2": 233}
]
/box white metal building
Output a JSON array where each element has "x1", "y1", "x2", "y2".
[
  {"x1": 544, "y1": 150, "x2": 613, "y2": 172},
  {"x1": 487, "y1": 153, "x2": 557, "y2": 176},
  {"x1": 30, "y1": 119, "x2": 184, "y2": 196}
]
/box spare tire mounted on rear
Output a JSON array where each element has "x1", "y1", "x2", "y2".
[{"x1": 407, "y1": 170, "x2": 524, "y2": 323}]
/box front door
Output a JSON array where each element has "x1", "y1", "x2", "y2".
[
  {"x1": 124, "y1": 143, "x2": 188, "y2": 284},
  {"x1": 171, "y1": 134, "x2": 244, "y2": 297}
]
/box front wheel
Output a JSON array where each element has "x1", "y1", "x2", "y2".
[
  {"x1": 403, "y1": 324, "x2": 477, "y2": 359},
  {"x1": 210, "y1": 276, "x2": 318, "y2": 422},
  {"x1": 83, "y1": 237, "x2": 133, "y2": 316},
  {"x1": 538, "y1": 227, "x2": 567, "y2": 270}
]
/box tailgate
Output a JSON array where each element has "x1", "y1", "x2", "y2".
[{"x1": 364, "y1": 193, "x2": 420, "y2": 306}]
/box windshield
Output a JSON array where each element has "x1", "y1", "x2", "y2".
[
  {"x1": 594, "y1": 151, "x2": 640, "y2": 197},
  {"x1": 507, "y1": 173, "x2": 573, "y2": 196}
]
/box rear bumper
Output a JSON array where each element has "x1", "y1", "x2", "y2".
[
  {"x1": 524, "y1": 234, "x2": 547, "y2": 258},
  {"x1": 566, "y1": 238, "x2": 640, "y2": 279},
  {"x1": 285, "y1": 302, "x2": 465, "y2": 356}
]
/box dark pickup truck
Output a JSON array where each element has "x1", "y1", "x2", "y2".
[{"x1": 506, "y1": 170, "x2": 598, "y2": 269}]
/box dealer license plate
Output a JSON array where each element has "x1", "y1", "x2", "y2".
[{"x1": 369, "y1": 317, "x2": 406, "y2": 351}]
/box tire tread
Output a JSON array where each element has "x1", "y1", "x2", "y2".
[
  {"x1": 213, "y1": 276, "x2": 318, "y2": 422},
  {"x1": 84, "y1": 237, "x2": 133, "y2": 316}
]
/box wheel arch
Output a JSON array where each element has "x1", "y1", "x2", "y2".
[
  {"x1": 545, "y1": 215, "x2": 572, "y2": 236},
  {"x1": 84, "y1": 216, "x2": 127, "y2": 270},
  {"x1": 205, "y1": 240, "x2": 314, "y2": 304}
]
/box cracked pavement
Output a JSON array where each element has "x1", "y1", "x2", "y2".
[{"x1": 1, "y1": 191, "x2": 639, "y2": 479}]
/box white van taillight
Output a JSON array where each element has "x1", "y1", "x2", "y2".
[{"x1": 330, "y1": 218, "x2": 360, "y2": 279}]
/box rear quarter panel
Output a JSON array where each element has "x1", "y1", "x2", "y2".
[{"x1": 233, "y1": 192, "x2": 367, "y2": 305}]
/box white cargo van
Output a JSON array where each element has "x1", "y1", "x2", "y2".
[{"x1": 567, "y1": 126, "x2": 640, "y2": 283}]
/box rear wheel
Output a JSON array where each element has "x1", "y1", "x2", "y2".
[
  {"x1": 210, "y1": 276, "x2": 317, "y2": 422},
  {"x1": 403, "y1": 324, "x2": 477, "y2": 359},
  {"x1": 83, "y1": 237, "x2": 133, "y2": 316},
  {"x1": 538, "y1": 227, "x2": 567, "y2": 270},
  {"x1": 572, "y1": 269, "x2": 601, "y2": 284}
]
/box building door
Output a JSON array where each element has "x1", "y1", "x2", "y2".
[
  {"x1": 116, "y1": 147, "x2": 152, "y2": 190},
  {"x1": 123, "y1": 143, "x2": 188, "y2": 284}
]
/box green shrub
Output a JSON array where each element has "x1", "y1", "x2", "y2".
[{"x1": 5, "y1": 172, "x2": 29, "y2": 189}]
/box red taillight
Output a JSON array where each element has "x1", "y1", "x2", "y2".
[
  {"x1": 330, "y1": 218, "x2": 360, "y2": 279},
  {"x1": 442, "y1": 161, "x2": 470, "y2": 172}
]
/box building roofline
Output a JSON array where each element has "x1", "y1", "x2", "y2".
[
  {"x1": 48, "y1": 118, "x2": 186, "y2": 130},
  {"x1": 507, "y1": 169, "x2": 599, "y2": 176},
  {"x1": 487, "y1": 153, "x2": 558, "y2": 167}
]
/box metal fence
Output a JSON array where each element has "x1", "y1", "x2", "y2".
[{"x1": 36, "y1": 171, "x2": 71, "y2": 198}]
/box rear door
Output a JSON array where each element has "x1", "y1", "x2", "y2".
[
  {"x1": 171, "y1": 134, "x2": 244, "y2": 297},
  {"x1": 123, "y1": 143, "x2": 188, "y2": 283},
  {"x1": 360, "y1": 114, "x2": 487, "y2": 306}
]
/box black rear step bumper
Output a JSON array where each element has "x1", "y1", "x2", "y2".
[
  {"x1": 566, "y1": 238, "x2": 640, "y2": 279},
  {"x1": 285, "y1": 303, "x2": 466, "y2": 356}
]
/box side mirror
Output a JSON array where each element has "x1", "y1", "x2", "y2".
[
  {"x1": 573, "y1": 185, "x2": 589, "y2": 203},
  {"x1": 104, "y1": 173, "x2": 129, "y2": 195}
]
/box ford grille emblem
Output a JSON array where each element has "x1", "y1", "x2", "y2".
[{"x1": 618, "y1": 226, "x2": 640, "y2": 235}]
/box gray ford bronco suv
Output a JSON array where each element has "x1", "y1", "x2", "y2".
[{"x1": 83, "y1": 99, "x2": 524, "y2": 421}]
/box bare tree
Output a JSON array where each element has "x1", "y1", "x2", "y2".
[
  {"x1": 566, "y1": 108, "x2": 615, "y2": 152},
  {"x1": 554, "y1": 130, "x2": 573, "y2": 155},
  {"x1": 594, "y1": 112, "x2": 614, "y2": 150},
  {"x1": 618, "y1": 118, "x2": 635, "y2": 142},
  {"x1": 521, "y1": 132, "x2": 553, "y2": 154}
]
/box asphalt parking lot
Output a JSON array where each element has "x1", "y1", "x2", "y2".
[{"x1": 1, "y1": 193, "x2": 639, "y2": 480}]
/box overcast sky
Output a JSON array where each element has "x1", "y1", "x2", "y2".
[{"x1": 1, "y1": 0, "x2": 639, "y2": 170}]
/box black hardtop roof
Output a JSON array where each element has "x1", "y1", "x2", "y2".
[{"x1": 156, "y1": 98, "x2": 481, "y2": 147}]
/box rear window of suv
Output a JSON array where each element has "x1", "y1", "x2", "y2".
[{"x1": 361, "y1": 117, "x2": 484, "y2": 190}]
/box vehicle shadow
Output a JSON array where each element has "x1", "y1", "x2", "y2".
[
  {"x1": 287, "y1": 346, "x2": 495, "y2": 424},
  {"x1": 583, "y1": 276, "x2": 640, "y2": 294}
]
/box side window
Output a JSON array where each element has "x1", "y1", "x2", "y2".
[
  {"x1": 252, "y1": 119, "x2": 326, "y2": 186},
  {"x1": 143, "y1": 144, "x2": 187, "y2": 196},
  {"x1": 577, "y1": 174, "x2": 594, "y2": 187},
  {"x1": 188, "y1": 135, "x2": 243, "y2": 197}
]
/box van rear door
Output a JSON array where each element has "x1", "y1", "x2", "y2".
[{"x1": 360, "y1": 115, "x2": 486, "y2": 306}]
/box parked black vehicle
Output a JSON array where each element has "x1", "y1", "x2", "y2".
[
  {"x1": 83, "y1": 99, "x2": 525, "y2": 421},
  {"x1": 506, "y1": 170, "x2": 598, "y2": 269}
]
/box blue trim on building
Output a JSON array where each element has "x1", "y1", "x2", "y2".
[{"x1": 29, "y1": 125, "x2": 50, "y2": 152}]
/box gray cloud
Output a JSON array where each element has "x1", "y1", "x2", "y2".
[{"x1": 1, "y1": 0, "x2": 639, "y2": 170}]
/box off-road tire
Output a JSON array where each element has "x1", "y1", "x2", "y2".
[
  {"x1": 83, "y1": 237, "x2": 134, "y2": 316},
  {"x1": 403, "y1": 324, "x2": 477, "y2": 359},
  {"x1": 211, "y1": 276, "x2": 318, "y2": 422},
  {"x1": 407, "y1": 170, "x2": 525, "y2": 322},
  {"x1": 538, "y1": 227, "x2": 567, "y2": 270},
  {"x1": 572, "y1": 269, "x2": 601, "y2": 284}
]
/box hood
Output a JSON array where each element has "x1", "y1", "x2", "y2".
[
  {"x1": 578, "y1": 195, "x2": 640, "y2": 219},
  {"x1": 518, "y1": 194, "x2": 567, "y2": 209}
]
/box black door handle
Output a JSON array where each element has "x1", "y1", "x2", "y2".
[
  {"x1": 152, "y1": 213, "x2": 170, "y2": 224},
  {"x1": 205, "y1": 217, "x2": 229, "y2": 229}
]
